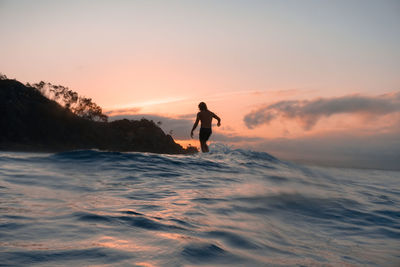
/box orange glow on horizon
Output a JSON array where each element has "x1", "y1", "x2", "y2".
[{"x1": 175, "y1": 139, "x2": 200, "y2": 150}]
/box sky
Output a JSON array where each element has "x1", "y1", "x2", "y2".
[{"x1": 1, "y1": 0, "x2": 399, "y2": 169}]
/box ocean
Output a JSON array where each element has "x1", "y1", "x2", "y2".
[{"x1": 0, "y1": 145, "x2": 399, "y2": 266}]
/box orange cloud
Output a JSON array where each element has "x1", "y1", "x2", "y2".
[{"x1": 105, "y1": 107, "x2": 141, "y2": 116}]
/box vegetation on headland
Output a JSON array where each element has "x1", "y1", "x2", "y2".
[
  {"x1": 0, "y1": 74, "x2": 197, "y2": 154},
  {"x1": 27, "y1": 81, "x2": 108, "y2": 122}
]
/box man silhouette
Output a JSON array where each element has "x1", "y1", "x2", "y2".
[{"x1": 190, "y1": 102, "x2": 221, "y2": 152}]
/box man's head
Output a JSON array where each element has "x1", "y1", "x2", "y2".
[{"x1": 198, "y1": 102, "x2": 207, "y2": 111}]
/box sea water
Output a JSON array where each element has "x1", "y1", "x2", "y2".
[{"x1": 0, "y1": 145, "x2": 399, "y2": 266}]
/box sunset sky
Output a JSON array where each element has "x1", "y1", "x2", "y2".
[{"x1": 1, "y1": 0, "x2": 399, "y2": 169}]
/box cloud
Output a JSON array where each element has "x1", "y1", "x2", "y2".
[
  {"x1": 244, "y1": 92, "x2": 400, "y2": 130},
  {"x1": 176, "y1": 113, "x2": 197, "y2": 120},
  {"x1": 105, "y1": 107, "x2": 141, "y2": 116}
]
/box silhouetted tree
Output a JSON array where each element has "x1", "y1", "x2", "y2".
[{"x1": 28, "y1": 81, "x2": 108, "y2": 122}]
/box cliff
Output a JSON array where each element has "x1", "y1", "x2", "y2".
[{"x1": 0, "y1": 79, "x2": 197, "y2": 154}]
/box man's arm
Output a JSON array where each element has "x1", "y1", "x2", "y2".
[
  {"x1": 213, "y1": 113, "x2": 221, "y2": 127},
  {"x1": 190, "y1": 114, "x2": 200, "y2": 138}
]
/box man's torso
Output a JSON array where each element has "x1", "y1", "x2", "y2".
[{"x1": 198, "y1": 110, "x2": 214, "y2": 128}]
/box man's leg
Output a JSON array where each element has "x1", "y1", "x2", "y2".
[
  {"x1": 204, "y1": 142, "x2": 209, "y2": 152},
  {"x1": 200, "y1": 140, "x2": 209, "y2": 153},
  {"x1": 200, "y1": 140, "x2": 205, "y2": 152},
  {"x1": 199, "y1": 128, "x2": 211, "y2": 153}
]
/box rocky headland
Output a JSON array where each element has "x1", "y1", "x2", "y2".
[{"x1": 0, "y1": 78, "x2": 197, "y2": 154}]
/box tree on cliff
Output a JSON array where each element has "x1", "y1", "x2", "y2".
[
  {"x1": 27, "y1": 81, "x2": 108, "y2": 122},
  {"x1": 0, "y1": 73, "x2": 8, "y2": 80}
]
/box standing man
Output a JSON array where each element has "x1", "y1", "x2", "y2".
[{"x1": 190, "y1": 102, "x2": 221, "y2": 152}]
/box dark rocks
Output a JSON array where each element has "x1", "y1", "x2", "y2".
[{"x1": 0, "y1": 79, "x2": 197, "y2": 154}]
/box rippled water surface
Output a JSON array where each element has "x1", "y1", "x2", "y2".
[{"x1": 0, "y1": 145, "x2": 399, "y2": 266}]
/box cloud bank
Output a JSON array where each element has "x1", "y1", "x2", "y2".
[{"x1": 244, "y1": 92, "x2": 400, "y2": 130}]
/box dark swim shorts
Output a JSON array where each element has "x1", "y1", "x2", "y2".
[{"x1": 199, "y1": 127, "x2": 212, "y2": 142}]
